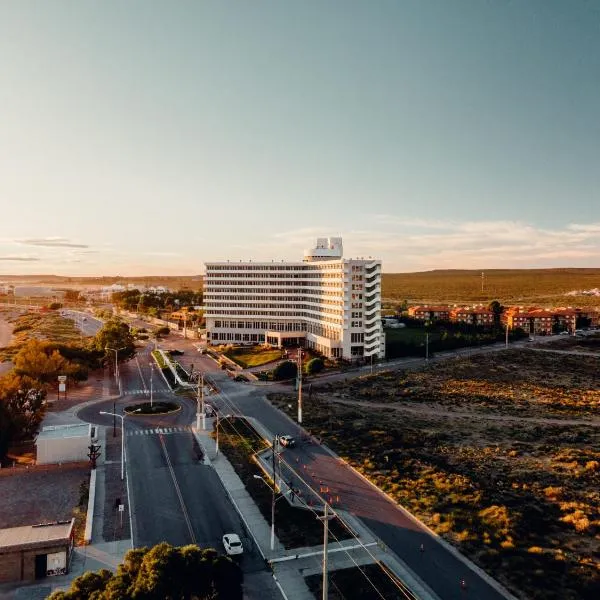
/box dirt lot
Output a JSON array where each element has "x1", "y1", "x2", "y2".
[
  {"x1": 0, "y1": 463, "x2": 89, "y2": 533},
  {"x1": 269, "y1": 348, "x2": 600, "y2": 600}
]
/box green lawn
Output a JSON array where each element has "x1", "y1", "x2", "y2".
[
  {"x1": 384, "y1": 327, "x2": 439, "y2": 344},
  {"x1": 224, "y1": 347, "x2": 283, "y2": 368}
]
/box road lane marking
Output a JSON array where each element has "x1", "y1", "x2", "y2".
[
  {"x1": 134, "y1": 356, "x2": 148, "y2": 393},
  {"x1": 158, "y1": 434, "x2": 196, "y2": 544}
]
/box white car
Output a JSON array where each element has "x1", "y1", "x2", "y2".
[{"x1": 222, "y1": 533, "x2": 243, "y2": 556}]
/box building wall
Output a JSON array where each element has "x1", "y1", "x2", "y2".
[
  {"x1": 0, "y1": 543, "x2": 69, "y2": 583},
  {"x1": 36, "y1": 435, "x2": 90, "y2": 465},
  {"x1": 204, "y1": 243, "x2": 384, "y2": 359}
]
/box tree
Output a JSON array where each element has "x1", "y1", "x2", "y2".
[
  {"x1": 488, "y1": 300, "x2": 505, "y2": 331},
  {"x1": 13, "y1": 339, "x2": 71, "y2": 384},
  {"x1": 305, "y1": 357, "x2": 324, "y2": 375},
  {"x1": 90, "y1": 319, "x2": 136, "y2": 363},
  {"x1": 0, "y1": 372, "x2": 46, "y2": 462},
  {"x1": 272, "y1": 360, "x2": 298, "y2": 381},
  {"x1": 48, "y1": 543, "x2": 243, "y2": 600}
]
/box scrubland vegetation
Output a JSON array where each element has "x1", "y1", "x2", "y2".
[
  {"x1": 269, "y1": 349, "x2": 600, "y2": 600},
  {"x1": 382, "y1": 268, "x2": 600, "y2": 306}
]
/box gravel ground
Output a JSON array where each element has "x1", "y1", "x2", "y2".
[{"x1": 0, "y1": 463, "x2": 89, "y2": 528}]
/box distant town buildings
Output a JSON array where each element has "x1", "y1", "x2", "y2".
[
  {"x1": 204, "y1": 237, "x2": 385, "y2": 360},
  {"x1": 404, "y1": 303, "x2": 597, "y2": 334}
]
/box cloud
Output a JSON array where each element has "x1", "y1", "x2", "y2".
[
  {"x1": 17, "y1": 237, "x2": 89, "y2": 249},
  {"x1": 0, "y1": 255, "x2": 40, "y2": 261},
  {"x1": 264, "y1": 219, "x2": 600, "y2": 271}
]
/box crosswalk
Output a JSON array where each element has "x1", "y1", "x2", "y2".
[
  {"x1": 127, "y1": 426, "x2": 193, "y2": 437},
  {"x1": 124, "y1": 389, "x2": 172, "y2": 395}
]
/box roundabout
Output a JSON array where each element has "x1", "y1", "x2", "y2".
[{"x1": 124, "y1": 401, "x2": 180, "y2": 416}]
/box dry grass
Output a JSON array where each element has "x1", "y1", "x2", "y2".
[
  {"x1": 268, "y1": 348, "x2": 600, "y2": 600},
  {"x1": 382, "y1": 268, "x2": 600, "y2": 306}
]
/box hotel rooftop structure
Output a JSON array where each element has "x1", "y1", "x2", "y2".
[{"x1": 203, "y1": 237, "x2": 385, "y2": 360}]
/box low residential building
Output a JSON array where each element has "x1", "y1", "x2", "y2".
[
  {"x1": 451, "y1": 306, "x2": 495, "y2": 327},
  {"x1": 0, "y1": 520, "x2": 74, "y2": 582},
  {"x1": 36, "y1": 423, "x2": 94, "y2": 465},
  {"x1": 407, "y1": 306, "x2": 451, "y2": 321}
]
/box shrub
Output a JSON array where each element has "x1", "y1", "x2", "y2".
[
  {"x1": 272, "y1": 360, "x2": 298, "y2": 381},
  {"x1": 155, "y1": 326, "x2": 170, "y2": 336},
  {"x1": 306, "y1": 357, "x2": 324, "y2": 375}
]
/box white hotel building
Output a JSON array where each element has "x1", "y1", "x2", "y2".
[{"x1": 203, "y1": 238, "x2": 385, "y2": 360}]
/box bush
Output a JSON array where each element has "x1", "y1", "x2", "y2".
[
  {"x1": 155, "y1": 326, "x2": 170, "y2": 336},
  {"x1": 306, "y1": 357, "x2": 324, "y2": 375},
  {"x1": 272, "y1": 360, "x2": 298, "y2": 381}
]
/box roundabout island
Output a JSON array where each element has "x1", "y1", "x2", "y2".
[{"x1": 124, "y1": 401, "x2": 181, "y2": 416}]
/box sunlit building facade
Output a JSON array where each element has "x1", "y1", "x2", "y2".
[{"x1": 204, "y1": 238, "x2": 384, "y2": 359}]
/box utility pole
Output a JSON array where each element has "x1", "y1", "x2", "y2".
[
  {"x1": 297, "y1": 348, "x2": 303, "y2": 424},
  {"x1": 271, "y1": 437, "x2": 277, "y2": 551},
  {"x1": 481, "y1": 271, "x2": 485, "y2": 293},
  {"x1": 320, "y1": 504, "x2": 330, "y2": 600},
  {"x1": 196, "y1": 373, "x2": 205, "y2": 430},
  {"x1": 505, "y1": 322, "x2": 509, "y2": 348},
  {"x1": 425, "y1": 333, "x2": 429, "y2": 361}
]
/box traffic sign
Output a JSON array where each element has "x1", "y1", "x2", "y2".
[{"x1": 58, "y1": 375, "x2": 67, "y2": 383}]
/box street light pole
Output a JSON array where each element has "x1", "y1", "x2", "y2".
[
  {"x1": 196, "y1": 373, "x2": 205, "y2": 430},
  {"x1": 215, "y1": 412, "x2": 219, "y2": 456},
  {"x1": 253, "y1": 473, "x2": 291, "y2": 552},
  {"x1": 297, "y1": 348, "x2": 303, "y2": 424},
  {"x1": 149, "y1": 362, "x2": 154, "y2": 407},
  {"x1": 99, "y1": 411, "x2": 126, "y2": 480},
  {"x1": 425, "y1": 333, "x2": 429, "y2": 361},
  {"x1": 106, "y1": 346, "x2": 125, "y2": 397}
]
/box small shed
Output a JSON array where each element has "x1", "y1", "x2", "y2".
[
  {"x1": 36, "y1": 423, "x2": 92, "y2": 465},
  {"x1": 0, "y1": 520, "x2": 74, "y2": 582}
]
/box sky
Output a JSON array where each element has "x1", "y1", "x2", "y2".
[{"x1": 0, "y1": 0, "x2": 599, "y2": 275}]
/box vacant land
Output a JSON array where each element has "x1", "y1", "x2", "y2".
[
  {"x1": 305, "y1": 563, "x2": 408, "y2": 600},
  {"x1": 535, "y1": 334, "x2": 600, "y2": 354},
  {"x1": 269, "y1": 349, "x2": 600, "y2": 600},
  {"x1": 0, "y1": 464, "x2": 90, "y2": 543},
  {"x1": 0, "y1": 310, "x2": 81, "y2": 360},
  {"x1": 383, "y1": 268, "x2": 600, "y2": 306}
]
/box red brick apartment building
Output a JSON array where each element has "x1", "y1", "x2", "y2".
[
  {"x1": 407, "y1": 306, "x2": 451, "y2": 321},
  {"x1": 450, "y1": 306, "x2": 495, "y2": 326},
  {"x1": 505, "y1": 307, "x2": 596, "y2": 334}
]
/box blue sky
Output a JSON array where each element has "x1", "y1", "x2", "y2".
[{"x1": 0, "y1": 1, "x2": 598, "y2": 275}]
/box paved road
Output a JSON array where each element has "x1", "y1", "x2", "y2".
[
  {"x1": 62, "y1": 309, "x2": 103, "y2": 336},
  {"x1": 206, "y1": 371, "x2": 513, "y2": 600},
  {"x1": 77, "y1": 349, "x2": 268, "y2": 582}
]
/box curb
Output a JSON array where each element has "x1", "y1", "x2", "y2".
[{"x1": 83, "y1": 469, "x2": 97, "y2": 544}]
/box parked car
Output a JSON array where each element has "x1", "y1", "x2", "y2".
[
  {"x1": 222, "y1": 533, "x2": 243, "y2": 556},
  {"x1": 527, "y1": 337, "x2": 534, "y2": 342},
  {"x1": 278, "y1": 435, "x2": 296, "y2": 448},
  {"x1": 169, "y1": 349, "x2": 184, "y2": 356},
  {"x1": 559, "y1": 331, "x2": 570, "y2": 335}
]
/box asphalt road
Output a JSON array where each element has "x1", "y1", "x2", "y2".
[
  {"x1": 62, "y1": 309, "x2": 103, "y2": 337},
  {"x1": 206, "y1": 371, "x2": 512, "y2": 600},
  {"x1": 77, "y1": 348, "x2": 267, "y2": 579}
]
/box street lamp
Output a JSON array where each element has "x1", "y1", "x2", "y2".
[
  {"x1": 148, "y1": 362, "x2": 154, "y2": 407},
  {"x1": 105, "y1": 346, "x2": 126, "y2": 397},
  {"x1": 196, "y1": 373, "x2": 205, "y2": 430},
  {"x1": 253, "y1": 474, "x2": 292, "y2": 551},
  {"x1": 99, "y1": 410, "x2": 128, "y2": 480}
]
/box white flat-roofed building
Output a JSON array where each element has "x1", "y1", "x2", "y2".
[
  {"x1": 36, "y1": 423, "x2": 93, "y2": 465},
  {"x1": 204, "y1": 237, "x2": 385, "y2": 360}
]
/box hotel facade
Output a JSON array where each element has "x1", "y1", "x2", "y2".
[{"x1": 203, "y1": 238, "x2": 385, "y2": 360}]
